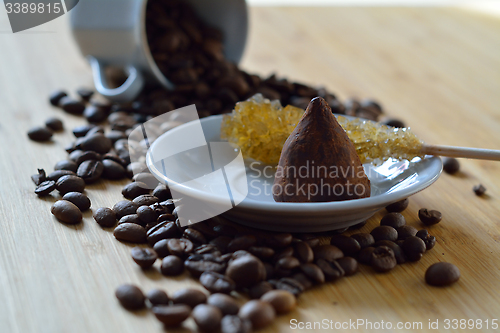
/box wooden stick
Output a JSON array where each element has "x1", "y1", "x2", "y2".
[{"x1": 421, "y1": 144, "x2": 500, "y2": 161}]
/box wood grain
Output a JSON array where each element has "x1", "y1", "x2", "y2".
[{"x1": 0, "y1": 6, "x2": 499, "y2": 333}]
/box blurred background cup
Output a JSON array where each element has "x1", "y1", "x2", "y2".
[{"x1": 70, "y1": 0, "x2": 248, "y2": 102}]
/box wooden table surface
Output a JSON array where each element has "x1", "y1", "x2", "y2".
[{"x1": 1, "y1": 6, "x2": 499, "y2": 333}]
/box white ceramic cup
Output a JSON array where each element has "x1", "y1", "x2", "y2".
[{"x1": 70, "y1": 0, "x2": 248, "y2": 102}]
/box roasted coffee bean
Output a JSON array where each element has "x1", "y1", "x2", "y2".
[
  {"x1": 74, "y1": 151, "x2": 101, "y2": 166},
  {"x1": 337, "y1": 257, "x2": 358, "y2": 276},
  {"x1": 131, "y1": 247, "x2": 158, "y2": 268},
  {"x1": 184, "y1": 228, "x2": 207, "y2": 245},
  {"x1": 171, "y1": 288, "x2": 207, "y2": 308},
  {"x1": 443, "y1": 157, "x2": 460, "y2": 174},
  {"x1": 313, "y1": 245, "x2": 343, "y2": 261},
  {"x1": 188, "y1": 222, "x2": 219, "y2": 240},
  {"x1": 59, "y1": 96, "x2": 85, "y2": 115},
  {"x1": 238, "y1": 300, "x2": 276, "y2": 329},
  {"x1": 425, "y1": 262, "x2": 460, "y2": 286},
  {"x1": 385, "y1": 198, "x2": 409, "y2": 213},
  {"x1": 316, "y1": 259, "x2": 345, "y2": 281},
  {"x1": 192, "y1": 304, "x2": 223, "y2": 332},
  {"x1": 330, "y1": 235, "x2": 361, "y2": 256},
  {"x1": 93, "y1": 207, "x2": 116, "y2": 228},
  {"x1": 276, "y1": 256, "x2": 300, "y2": 271},
  {"x1": 397, "y1": 225, "x2": 418, "y2": 240},
  {"x1": 113, "y1": 223, "x2": 147, "y2": 243},
  {"x1": 291, "y1": 272, "x2": 313, "y2": 290},
  {"x1": 84, "y1": 105, "x2": 108, "y2": 123},
  {"x1": 45, "y1": 117, "x2": 63, "y2": 131},
  {"x1": 200, "y1": 271, "x2": 236, "y2": 294},
  {"x1": 77, "y1": 160, "x2": 104, "y2": 183},
  {"x1": 72, "y1": 125, "x2": 96, "y2": 138},
  {"x1": 380, "y1": 213, "x2": 406, "y2": 228},
  {"x1": 374, "y1": 240, "x2": 406, "y2": 264},
  {"x1": 113, "y1": 200, "x2": 140, "y2": 219},
  {"x1": 473, "y1": 184, "x2": 487, "y2": 196},
  {"x1": 152, "y1": 184, "x2": 172, "y2": 201},
  {"x1": 248, "y1": 246, "x2": 275, "y2": 259},
  {"x1": 418, "y1": 208, "x2": 442, "y2": 226},
  {"x1": 161, "y1": 255, "x2": 184, "y2": 276},
  {"x1": 210, "y1": 236, "x2": 232, "y2": 253},
  {"x1": 51, "y1": 200, "x2": 82, "y2": 224},
  {"x1": 351, "y1": 233, "x2": 375, "y2": 248},
  {"x1": 146, "y1": 289, "x2": 169, "y2": 306},
  {"x1": 261, "y1": 290, "x2": 296, "y2": 314},
  {"x1": 122, "y1": 182, "x2": 150, "y2": 199},
  {"x1": 193, "y1": 244, "x2": 221, "y2": 256},
  {"x1": 101, "y1": 159, "x2": 126, "y2": 180},
  {"x1": 213, "y1": 224, "x2": 237, "y2": 237},
  {"x1": 35, "y1": 180, "x2": 56, "y2": 196},
  {"x1": 274, "y1": 277, "x2": 304, "y2": 296},
  {"x1": 54, "y1": 160, "x2": 78, "y2": 172},
  {"x1": 102, "y1": 153, "x2": 127, "y2": 166},
  {"x1": 115, "y1": 284, "x2": 145, "y2": 310},
  {"x1": 303, "y1": 237, "x2": 320, "y2": 248},
  {"x1": 185, "y1": 254, "x2": 226, "y2": 277},
  {"x1": 76, "y1": 87, "x2": 94, "y2": 101},
  {"x1": 28, "y1": 126, "x2": 52, "y2": 142},
  {"x1": 133, "y1": 194, "x2": 159, "y2": 206},
  {"x1": 207, "y1": 293, "x2": 239, "y2": 315},
  {"x1": 68, "y1": 150, "x2": 84, "y2": 163},
  {"x1": 401, "y1": 236, "x2": 426, "y2": 261},
  {"x1": 147, "y1": 222, "x2": 178, "y2": 245},
  {"x1": 263, "y1": 262, "x2": 273, "y2": 278},
  {"x1": 371, "y1": 226, "x2": 398, "y2": 242},
  {"x1": 152, "y1": 304, "x2": 191, "y2": 326},
  {"x1": 136, "y1": 205, "x2": 157, "y2": 224},
  {"x1": 384, "y1": 119, "x2": 405, "y2": 128},
  {"x1": 357, "y1": 246, "x2": 376, "y2": 265},
  {"x1": 153, "y1": 239, "x2": 170, "y2": 258},
  {"x1": 31, "y1": 168, "x2": 46, "y2": 186},
  {"x1": 221, "y1": 315, "x2": 252, "y2": 333},
  {"x1": 167, "y1": 238, "x2": 194, "y2": 258},
  {"x1": 264, "y1": 233, "x2": 293, "y2": 248},
  {"x1": 49, "y1": 90, "x2": 67, "y2": 106},
  {"x1": 299, "y1": 263, "x2": 325, "y2": 284},
  {"x1": 106, "y1": 130, "x2": 127, "y2": 143},
  {"x1": 371, "y1": 246, "x2": 397, "y2": 272},
  {"x1": 272, "y1": 246, "x2": 294, "y2": 262},
  {"x1": 62, "y1": 192, "x2": 91, "y2": 211},
  {"x1": 226, "y1": 255, "x2": 266, "y2": 288},
  {"x1": 248, "y1": 281, "x2": 274, "y2": 299},
  {"x1": 293, "y1": 241, "x2": 314, "y2": 263},
  {"x1": 416, "y1": 229, "x2": 436, "y2": 250},
  {"x1": 80, "y1": 133, "x2": 112, "y2": 154},
  {"x1": 227, "y1": 235, "x2": 257, "y2": 252},
  {"x1": 133, "y1": 173, "x2": 159, "y2": 188}
]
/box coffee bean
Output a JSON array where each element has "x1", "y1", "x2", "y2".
[
  {"x1": 113, "y1": 223, "x2": 147, "y2": 243},
  {"x1": 153, "y1": 239, "x2": 170, "y2": 258},
  {"x1": 418, "y1": 208, "x2": 442, "y2": 226},
  {"x1": 133, "y1": 194, "x2": 159, "y2": 206},
  {"x1": 45, "y1": 117, "x2": 63, "y2": 131},
  {"x1": 473, "y1": 184, "x2": 486, "y2": 196},
  {"x1": 261, "y1": 290, "x2": 296, "y2": 314},
  {"x1": 351, "y1": 233, "x2": 375, "y2": 248},
  {"x1": 35, "y1": 180, "x2": 56, "y2": 196},
  {"x1": 171, "y1": 288, "x2": 207, "y2": 308},
  {"x1": 161, "y1": 255, "x2": 184, "y2": 276},
  {"x1": 380, "y1": 213, "x2": 406, "y2": 228},
  {"x1": 28, "y1": 126, "x2": 52, "y2": 142},
  {"x1": 122, "y1": 182, "x2": 150, "y2": 199},
  {"x1": 301, "y1": 236, "x2": 320, "y2": 248},
  {"x1": 152, "y1": 304, "x2": 191, "y2": 326},
  {"x1": 443, "y1": 157, "x2": 460, "y2": 174},
  {"x1": 200, "y1": 271, "x2": 236, "y2": 294},
  {"x1": 158, "y1": 213, "x2": 176, "y2": 223},
  {"x1": 184, "y1": 228, "x2": 207, "y2": 245},
  {"x1": 273, "y1": 277, "x2": 304, "y2": 297},
  {"x1": 74, "y1": 151, "x2": 102, "y2": 166},
  {"x1": 167, "y1": 238, "x2": 194, "y2": 258},
  {"x1": 299, "y1": 263, "x2": 325, "y2": 284},
  {"x1": 221, "y1": 315, "x2": 252, "y2": 333},
  {"x1": 132, "y1": 173, "x2": 159, "y2": 188},
  {"x1": 238, "y1": 300, "x2": 276, "y2": 329},
  {"x1": 192, "y1": 304, "x2": 223, "y2": 332},
  {"x1": 80, "y1": 133, "x2": 112, "y2": 154},
  {"x1": 84, "y1": 105, "x2": 108, "y2": 123},
  {"x1": 248, "y1": 281, "x2": 274, "y2": 299},
  {"x1": 62, "y1": 192, "x2": 91, "y2": 211},
  {"x1": 73, "y1": 125, "x2": 97, "y2": 139},
  {"x1": 401, "y1": 236, "x2": 426, "y2": 261},
  {"x1": 76, "y1": 87, "x2": 94, "y2": 101},
  {"x1": 59, "y1": 96, "x2": 85, "y2": 115},
  {"x1": 313, "y1": 245, "x2": 343, "y2": 261},
  {"x1": 185, "y1": 254, "x2": 226, "y2": 277},
  {"x1": 210, "y1": 236, "x2": 232, "y2": 253},
  {"x1": 227, "y1": 235, "x2": 257, "y2": 252},
  {"x1": 276, "y1": 256, "x2": 300, "y2": 271},
  {"x1": 385, "y1": 198, "x2": 409, "y2": 213},
  {"x1": 146, "y1": 289, "x2": 169, "y2": 306},
  {"x1": 77, "y1": 160, "x2": 104, "y2": 183},
  {"x1": 54, "y1": 160, "x2": 78, "y2": 173},
  {"x1": 147, "y1": 222, "x2": 178, "y2": 245},
  {"x1": 371, "y1": 226, "x2": 398, "y2": 242},
  {"x1": 337, "y1": 257, "x2": 358, "y2": 276},
  {"x1": 115, "y1": 284, "x2": 145, "y2": 310},
  {"x1": 31, "y1": 169, "x2": 46, "y2": 186},
  {"x1": 330, "y1": 235, "x2": 361, "y2": 256},
  {"x1": 130, "y1": 247, "x2": 157, "y2": 268},
  {"x1": 152, "y1": 184, "x2": 172, "y2": 201},
  {"x1": 93, "y1": 207, "x2": 116, "y2": 228},
  {"x1": 425, "y1": 262, "x2": 460, "y2": 286},
  {"x1": 248, "y1": 246, "x2": 275, "y2": 259},
  {"x1": 106, "y1": 130, "x2": 127, "y2": 143},
  {"x1": 397, "y1": 225, "x2": 418, "y2": 240},
  {"x1": 193, "y1": 244, "x2": 221, "y2": 256},
  {"x1": 272, "y1": 246, "x2": 294, "y2": 263},
  {"x1": 374, "y1": 240, "x2": 406, "y2": 264},
  {"x1": 293, "y1": 241, "x2": 314, "y2": 263},
  {"x1": 226, "y1": 255, "x2": 266, "y2": 289},
  {"x1": 264, "y1": 233, "x2": 293, "y2": 249},
  {"x1": 207, "y1": 293, "x2": 239, "y2": 315},
  {"x1": 416, "y1": 229, "x2": 436, "y2": 250},
  {"x1": 291, "y1": 272, "x2": 313, "y2": 290},
  {"x1": 51, "y1": 200, "x2": 82, "y2": 224},
  {"x1": 357, "y1": 246, "x2": 376, "y2": 265},
  {"x1": 316, "y1": 259, "x2": 345, "y2": 281},
  {"x1": 101, "y1": 159, "x2": 126, "y2": 180},
  {"x1": 113, "y1": 200, "x2": 140, "y2": 219},
  {"x1": 49, "y1": 90, "x2": 67, "y2": 106},
  {"x1": 371, "y1": 246, "x2": 397, "y2": 272},
  {"x1": 136, "y1": 205, "x2": 157, "y2": 224}
]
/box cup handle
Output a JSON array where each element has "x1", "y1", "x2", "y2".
[{"x1": 89, "y1": 56, "x2": 144, "y2": 103}]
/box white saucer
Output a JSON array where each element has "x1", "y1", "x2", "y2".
[{"x1": 147, "y1": 115, "x2": 442, "y2": 232}]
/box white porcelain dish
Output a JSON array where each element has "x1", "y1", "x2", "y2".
[{"x1": 147, "y1": 115, "x2": 442, "y2": 232}]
